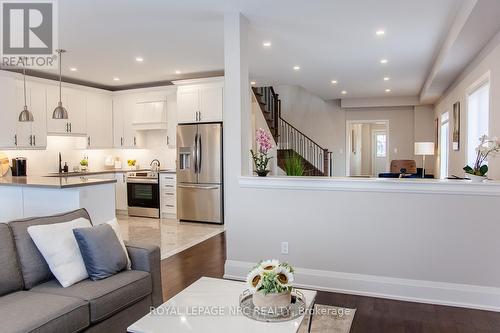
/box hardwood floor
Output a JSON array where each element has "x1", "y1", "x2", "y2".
[
  {"x1": 160, "y1": 232, "x2": 500, "y2": 332},
  {"x1": 161, "y1": 231, "x2": 226, "y2": 301}
]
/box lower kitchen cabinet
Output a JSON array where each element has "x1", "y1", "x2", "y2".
[
  {"x1": 160, "y1": 173, "x2": 176, "y2": 218},
  {"x1": 115, "y1": 172, "x2": 128, "y2": 212}
]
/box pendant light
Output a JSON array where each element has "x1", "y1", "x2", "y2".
[
  {"x1": 52, "y1": 49, "x2": 68, "y2": 119},
  {"x1": 18, "y1": 57, "x2": 34, "y2": 122}
]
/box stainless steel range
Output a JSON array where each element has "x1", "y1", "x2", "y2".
[{"x1": 126, "y1": 171, "x2": 160, "y2": 218}]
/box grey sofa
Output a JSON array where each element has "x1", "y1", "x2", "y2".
[{"x1": 0, "y1": 209, "x2": 163, "y2": 333}]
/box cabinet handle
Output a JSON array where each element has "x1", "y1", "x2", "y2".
[
  {"x1": 198, "y1": 111, "x2": 201, "y2": 121},
  {"x1": 14, "y1": 134, "x2": 17, "y2": 146},
  {"x1": 120, "y1": 137, "x2": 123, "y2": 146},
  {"x1": 69, "y1": 123, "x2": 72, "y2": 133},
  {"x1": 123, "y1": 174, "x2": 126, "y2": 182},
  {"x1": 167, "y1": 136, "x2": 169, "y2": 145},
  {"x1": 33, "y1": 135, "x2": 36, "y2": 146},
  {"x1": 65, "y1": 123, "x2": 68, "y2": 132},
  {"x1": 29, "y1": 135, "x2": 32, "y2": 146},
  {"x1": 88, "y1": 136, "x2": 91, "y2": 147},
  {"x1": 134, "y1": 137, "x2": 136, "y2": 146}
]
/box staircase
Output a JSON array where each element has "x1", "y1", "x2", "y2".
[{"x1": 252, "y1": 86, "x2": 332, "y2": 176}]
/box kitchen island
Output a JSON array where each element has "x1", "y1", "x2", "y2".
[{"x1": 0, "y1": 176, "x2": 117, "y2": 224}]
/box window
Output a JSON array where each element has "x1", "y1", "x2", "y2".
[
  {"x1": 440, "y1": 112, "x2": 449, "y2": 179},
  {"x1": 375, "y1": 133, "x2": 387, "y2": 157},
  {"x1": 467, "y1": 82, "x2": 490, "y2": 166}
]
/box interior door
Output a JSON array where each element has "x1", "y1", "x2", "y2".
[
  {"x1": 197, "y1": 123, "x2": 222, "y2": 184},
  {"x1": 372, "y1": 130, "x2": 388, "y2": 176},
  {"x1": 177, "y1": 124, "x2": 198, "y2": 183}
]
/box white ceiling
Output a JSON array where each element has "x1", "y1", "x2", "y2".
[{"x1": 39, "y1": 0, "x2": 470, "y2": 99}]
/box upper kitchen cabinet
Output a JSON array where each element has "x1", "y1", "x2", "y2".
[
  {"x1": 46, "y1": 85, "x2": 86, "y2": 135},
  {"x1": 86, "y1": 91, "x2": 113, "y2": 148},
  {"x1": 0, "y1": 73, "x2": 19, "y2": 148},
  {"x1": 15, "y1": 80, "x2": 47, "y2": 148},
  {"x1": 112, "y1": 93, "x2": 146, "y2": 148},
  {"x1": 174, "y1": 77, "x2": 224, "y2": 124}
]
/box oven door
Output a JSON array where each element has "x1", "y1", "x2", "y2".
[{"x1": 127, "y1": 179, "x2": 159, "y2": 209}]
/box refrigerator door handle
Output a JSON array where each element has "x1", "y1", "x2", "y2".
[
  {"x1": 197, "y1": 132, "x2": 202, "y2": 174},
  {"x1": 178, "y1": 184, "x2": 219, "y2": 190},
  {"x1": 194, "y1": 132, "x2": 199, "y2": 174}
]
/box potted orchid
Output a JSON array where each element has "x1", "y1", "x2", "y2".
[
  {"x1": 250, "y1": 128, "x2": 273, "y2": 177},
  {"x1": 246, "y1": 259, "x2": 295, "y2": 314},
  {"x1": 463, "y1": 135, "x2": 500, "y2": 182}
]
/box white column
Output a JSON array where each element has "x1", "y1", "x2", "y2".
[{"x1": 223, "y1": 12, "x2": 250, "y2": 224}]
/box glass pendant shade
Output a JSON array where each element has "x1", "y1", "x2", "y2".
[
  {"x1": 18, "y1": 57, "x2": 34, "y2": 122},
  {"x1": 52, "y1": 49, "x2": 68, "y2": 119}
]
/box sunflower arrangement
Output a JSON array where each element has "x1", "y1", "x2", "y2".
[{"x1": 246, "y1": 259, "x2": 295, "y2": 295}]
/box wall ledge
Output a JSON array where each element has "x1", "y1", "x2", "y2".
[{"x1": 238, "y1": 176, "x2": 500, "y2": 196}]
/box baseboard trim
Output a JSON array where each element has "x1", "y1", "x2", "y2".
[{"x1": 224, "y1": 260, "x2": 500, "y2": 312}]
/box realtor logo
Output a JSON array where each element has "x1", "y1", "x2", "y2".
[{"x1": 1, "y1": 0, "x2": 58, "y2": 68}]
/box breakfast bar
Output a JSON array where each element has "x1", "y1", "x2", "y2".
[{"x1": 0, "y1": 176, "x2": 117, "y2": 224}]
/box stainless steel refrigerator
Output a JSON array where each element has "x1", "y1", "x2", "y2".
[{"x1": 177, "y1": 123, "x2": 223, "y2": 224}]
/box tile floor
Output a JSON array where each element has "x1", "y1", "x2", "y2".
[{"x1": 116, "y1": 213, "x2": 224, "y2": 259}]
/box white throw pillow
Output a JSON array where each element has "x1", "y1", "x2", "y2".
[
  {"x1": 27, "y1": 218, "x2": 92, "y2": 287},
  {"x1": 107, "y1": 218, "x2": 132, "y2": 270}
]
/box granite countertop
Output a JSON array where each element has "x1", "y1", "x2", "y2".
[
  {"x1": 0, "y1": 176, "x2": 117, "y2": 189},
  {"x1": 45, "y1": 168, "x2": 176, "y2": 177}
]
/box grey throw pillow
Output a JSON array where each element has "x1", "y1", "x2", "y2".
[{"x1": 73, "y1": 224, "x2": 127, "y2": 281}]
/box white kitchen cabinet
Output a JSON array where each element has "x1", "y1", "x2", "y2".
[
  {"x1": 115, "y1": 172, "x2": 128, "y2": 212},
  {"x1": 112, "y1": 94, "x2": 146, "y2": 148},
  {"x1": 175, "y1": 77, "x2": 224, "y2": 124},
  {"x1": 160, "y1": 173, "x2": 176, "y2": 218},
  {"x1": 0, "y1": 74, "x2": 19, "y2": 148},
  {"x1": 15, "y1": 81, "x2": 47, "y2": 148},
  {"x1": 86, "y1": 92, "x2": 113, "y2": 148},
  {"x1": 46, "y1": 85, "x2": 86, "y2": 135}
]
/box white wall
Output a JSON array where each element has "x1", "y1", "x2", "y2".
[{"x1": 435, "y1": 30, "x2": 500, "y2": 180}]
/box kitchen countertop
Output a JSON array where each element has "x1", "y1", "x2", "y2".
[
  {"x1": 0, "y1": 176, "x2": 117, "y2": 189},
  {"x1": 45, "y1": 168, "x2": 176, "y2": 177}
]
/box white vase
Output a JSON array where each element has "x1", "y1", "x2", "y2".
[
  {"x1": 252, "y1": 290, "x2": 291, "y2": 314},
  {"x1": 466, "y1": 174, "x2": 487, "y2": 183}
]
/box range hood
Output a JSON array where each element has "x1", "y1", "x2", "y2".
[{"x1": 133, "y1": 100, "x2": 167, "y2": 130}]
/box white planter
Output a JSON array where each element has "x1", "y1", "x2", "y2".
[
  {"x1": 466, "y1": 174, "x2": 487, "y2": 183},
  {"x1": 252, "y1": 290, "x2": 291, "y2": 314}
]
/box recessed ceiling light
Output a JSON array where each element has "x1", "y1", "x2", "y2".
[
  {"x1": 385, "y1": 89, "x2": 391, "y2": 93},
  {"x1": 293, "y1": 65, "x2": 301, "y2": 71},
  {"x1": 341, "y1": 90, "x2": 347, "y2": 95},
  {"x1": 113, "y1": 77, "x2": 120, "y2": 81},
  {"x1": 135, "y1": 57, "x2": 144, "y2": 62},
  {"x1": 262, "y1": 41, "x2": 271, "y2": 47},
  {"x1": 384, "y1": 77, "x2": 390, "y2": 81},
  {"x1": 69, "y1": 67, "x2": 77, "y2": 72},
  {"x1": 376, "y1": 29, "x2": 385, "y2": 36},
  {"x1": 175, "y1": 70, "x2": 181, "y2": 74},
  {"x1": 380, "y1": 59, "x2": 388, "y2": 64},
  {"x1": 331, "y1": 80, "x2": 338, "y2": 84},
  {"x1": 250, "y1": 81, "x2": 256, "y2": 85}
]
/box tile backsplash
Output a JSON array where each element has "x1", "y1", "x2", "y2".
[{"x1": 2, "y1": 131, "x2": 176, "y2": 175}]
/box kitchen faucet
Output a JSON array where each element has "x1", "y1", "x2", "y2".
[{"x1": 150, "y1": 159, "x2": 160, "y2": 172}]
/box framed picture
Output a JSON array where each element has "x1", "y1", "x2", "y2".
[{"x1": 452, "y1": 102, "x2": 460, "y2": 150}]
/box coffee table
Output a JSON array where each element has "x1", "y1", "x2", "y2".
[{"x1": 128, "y1": 277, "x2": 317, "y2": 333}]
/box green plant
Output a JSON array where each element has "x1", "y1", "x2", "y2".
[
  {"x1": 284, "y1": 154, "x2": 305, "y2": 176},
  {"x1": 79, "y1": 159, "x2": 88, "y2": 167},
  {"x1": 463, "y1": 135, "x2": 500, "y2": 176}
]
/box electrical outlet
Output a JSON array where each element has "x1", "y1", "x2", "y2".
[{"x1": 281, "y1": 242, "x2": 289, "y2": 255}]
